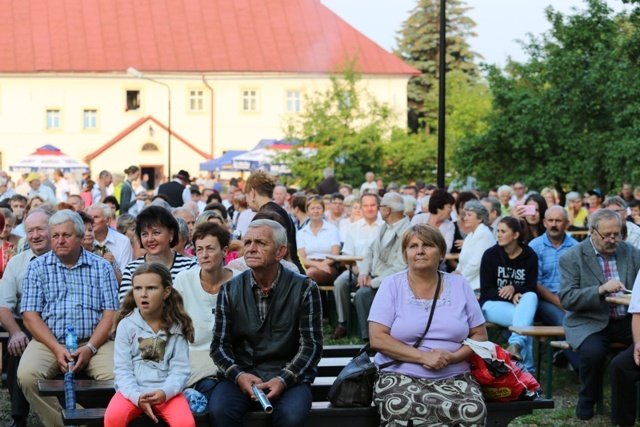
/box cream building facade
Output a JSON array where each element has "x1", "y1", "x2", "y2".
[{"x1": 0, "y1": 0, "x2": 418, "y2": 187}]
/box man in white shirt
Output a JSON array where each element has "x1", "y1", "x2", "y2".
[
  {"x1": 332, "y1": 192, "x2": 384, "y2": 338},
  {"x1": 360, "y1": 171, "x2": 378, "y2": 194},
  {"x1": 92, "y1": 170, "x2": 113, "y2": 204},
  {"x1": 87, "y1": 203, "x2": 133, "y2": 271},
  {"x1": 26, "y1": 172, "x2": 56, "y2": 203},
  {"x1": 52, "y1": 169, "x2": 69, "y2": 203}
]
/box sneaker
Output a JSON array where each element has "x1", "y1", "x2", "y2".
[
  {"x1": 506, "y1": 343, "x2": 523, "y2": 362},
  {"x1": 331, "y1": 325, "x2": 347, "y2": 339}
]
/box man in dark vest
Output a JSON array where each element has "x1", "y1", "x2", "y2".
[
  {"x1": 156, "y1": 170, "x2": 191, "y2": 207},
  {"x1": 208, "y1": 219, "x2": 322, "y2": 427}
]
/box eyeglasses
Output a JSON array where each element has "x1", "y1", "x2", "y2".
[
  {"x1": 592, "y1": 228, "x2": 622, "y2": 241},
  {"x1": 378, "y1": 205, "x2": 388, "y2": 209}
]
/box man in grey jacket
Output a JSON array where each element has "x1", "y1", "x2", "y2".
[
  {"x1": 559, "y1": 208, "x2": 640, "y2": 421},
  {"x1": 356, "y1": 192, "x2": 411, "y2": 341}
]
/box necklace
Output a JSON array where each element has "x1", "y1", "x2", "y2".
[{"x1": 408, "y1": 272, "x2": 439, "y2": 300}]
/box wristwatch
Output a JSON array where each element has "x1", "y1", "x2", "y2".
[{"x1": 85, "y1": 342, "x2": 98, "y2": 355}]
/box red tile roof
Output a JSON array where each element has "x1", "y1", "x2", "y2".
[
  {"x1": 84, "y1": 116, "x2": 211, "y2": 162},
  {"x1": 0, "y1": 0, "x2": 418, "y2": 76}
]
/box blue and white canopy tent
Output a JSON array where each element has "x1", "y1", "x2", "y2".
[
  {"x1": 9, "y1": 145, "x2": 90, "y2": 174},
  {"x1": 199, "y1": 150, "x2": 247, "y2": 172}
]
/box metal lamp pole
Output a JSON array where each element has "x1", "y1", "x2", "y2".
[{"x1": 126, "y1": 67, "x2": 172, "y2": 179}]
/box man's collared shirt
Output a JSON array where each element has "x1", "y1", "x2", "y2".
[
  {"x1": 530, "y1": 232, "x2": 578, "y2": 295},
  {"x1": 96, "y1": 227, "x2": 133, "y2": 271},
  {"x1": 251, "y1": 267, "x2": 281, "y2": 323},
  {"x1": 342, "y1": 217, "x2": 384, "y2": 269},
  {"x1": 589, "y1": 237, "x2": 626, "y2": 319},
  {"x1": 21, "y1": 249, "x2": 119, "y2": 342},
  {"x1": 0, "y1": 248, "x2": 36, "y2": 318}
]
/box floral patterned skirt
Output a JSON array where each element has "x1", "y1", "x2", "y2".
[{"x1": 373, "y1": 371, "x2": 486, "y2": 427}]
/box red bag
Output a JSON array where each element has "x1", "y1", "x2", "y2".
[{"x1": 467, "y1": 341, "x2": 540, "y2": 402}]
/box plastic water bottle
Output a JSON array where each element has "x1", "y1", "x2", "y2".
[
  {"x1": 65, "y1": 325, "x2": 78, "y2": 419},
  {"x1": 66, "y1": 325, "x2": 78, "y2": 366}
]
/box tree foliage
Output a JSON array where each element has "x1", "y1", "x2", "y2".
[
  {"x1": 395, "y1": 0, "x2": 480, "y2": 132},
  {"x1": 455, "y1": 0, "x2": 640, "y2": 196},
  {"x1": 280, "y1": 64, "x2": 491, "y2": 189}
]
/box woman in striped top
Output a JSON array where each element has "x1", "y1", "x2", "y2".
[{"x1": 119, "y1": 205, "x2": 197, "y2": 301}]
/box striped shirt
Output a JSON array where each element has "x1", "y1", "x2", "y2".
[
  {"x1": 118, "y1": 252, "x2": 198, "y2": 301},
  {"x1": 21, "y1": 249, "x2": 119, "y2": 342}
]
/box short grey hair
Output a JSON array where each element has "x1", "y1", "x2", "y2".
[
  {"x1": 565, "y1": 191, "x2": 582, "y2": 204},
  {"x1": 88, "y1": 202, "x2": 112, "y2": 220},
  {"x1": 174, "y1": 216, "x2": 190, "y2": 241},
  {"x1": 322, "y1": 167, "x2": 334, "y2": 179},
  {"x1": 482, "y1": 197, "x2": 501, "y2": 216},
  {"x1": 248, "y1": 219, "x2": 288, "y2": 248},
  {"x1": 343, "y1": 195, "x2": 359, "y2": 207},
  {"x1": 403, "y1": 195, "x2": 417, "y2": 215},
  {"x1": 150, "y1": 199, "x2": 172, "y2": 211},
  {"x1": 464, "y1": 200, "x2": 490, "y2": 225},
  {"x1": 25, "y1": 207, "x2": 53, "y2": 223},
  {"x1": 497, "y1": 185, "x2": 513, "y2": 197},
  {"x1": 382, "y1": 192, "x2": 405, "y2": 213},
  {"x1": 589, "y1": 209, "x2": 621, "y2": 231},
  {"x1": 603, "y1": 196, "x2": 627, "y2": 209},
  {"x1": 49, "y1": 209, "x2": 84, "y2": 237},
  {"x1": 172, "y1": 207, "x2": 196, "y2": 220}
]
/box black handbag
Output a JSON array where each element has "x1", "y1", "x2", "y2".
[{"x1": 327, "y1": 273, "x2": 442, "y2": 407}]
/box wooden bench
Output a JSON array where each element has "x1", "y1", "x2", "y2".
[{"x1": 38, "y1": 344, "x2": 554, "y2": 426}]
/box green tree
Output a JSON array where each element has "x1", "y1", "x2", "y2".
[
  {"x1": 455, "y1": 0, "x2": 640, "y2": 196},
  {"x1": 395, "y1": 0, "x2": 480, "y2": 133},
  {"x1": 280, "y1": 64, "x2": 395, "y2": 188}
]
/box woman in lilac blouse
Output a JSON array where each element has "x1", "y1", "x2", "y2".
[{"x1": 369, "y1": 224, "x2": 488, "y2": 426}]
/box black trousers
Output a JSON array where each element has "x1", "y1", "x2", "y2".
[
  {"x1": 610, "y1": 344, "x2": 640, "y2": 426},
  {"x1": 4, "y1": 319, "x2": 31, "y2": 420},
  {"x1": 577, "y1": 317, "x2": 632, "y2": 410}
]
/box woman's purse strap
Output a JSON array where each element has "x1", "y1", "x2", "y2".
[{"x1": 378, "y1": 272, "x2": 442, "y2": 369}]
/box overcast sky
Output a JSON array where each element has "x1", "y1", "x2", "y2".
[{"x1": 322, "y1": 0, "x2": 631, "y2": 67}]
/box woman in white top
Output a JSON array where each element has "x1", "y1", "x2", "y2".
[
  {"x1": 173, "y1": 222, "x2": 240, "y2": 399},
  {"x1": 454, "y1": 200, "x2": 495, "y2": 292},
  {"x1": 338, "y1": 195, "x2": 362, "y2": 244},
  {"x1": 296, "y1": 195, "x2": 341, "y2": 286}
]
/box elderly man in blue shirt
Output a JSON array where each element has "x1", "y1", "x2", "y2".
[
  {"x1": 17, "y1": 210, "x2": 119, "y2": 427},
  {"x1": 529, "y1": 206, "x2": 579, "y2": 326},
  {"x1": 529, "y1": 205, "x2": 580, "y2": 370}
]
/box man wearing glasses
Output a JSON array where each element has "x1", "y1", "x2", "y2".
[
  {"x1": 559, "y1": 208, "x2": 640, "y2": 421},
  {"x1": 603, "y1": 196, "x2": 640, "y2": 250}
]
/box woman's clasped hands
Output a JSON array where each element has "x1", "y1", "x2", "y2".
[{"x1": 422, "y1": 348, "x2": 453, "y2": 371}]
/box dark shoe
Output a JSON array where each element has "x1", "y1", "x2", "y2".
[
  {"x1": 331, "y1": 325, "x2": 347, "y2": 339},
  {"x1": 576, "y1": 402, "x2": 594, "y2": 420},
  {"x1": 9, "y1": 418, "x2": 27, "y2": 427},
  {"x1": 506, "y1": 343, "x2": 523, "y2": 362}
]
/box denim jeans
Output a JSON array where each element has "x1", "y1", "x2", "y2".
[
  {"x1": 482, "y1": 292, "x2": 538, "y2": 373},
  {"x1": 208, "y1": 380, "x2": 312, "y2": 427}
]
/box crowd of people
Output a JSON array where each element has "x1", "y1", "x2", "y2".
[{"x1": 2, "y1": 166, "x2": 640, "y2": 426}]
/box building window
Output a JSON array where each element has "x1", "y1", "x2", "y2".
[
  {"x1": 287, "y1": 91, "x2": 301, "y2": 113},
  {"x1": 189, "y1": 89, "x2": 205, "y2": 112},
  {"x1": 242, "y1": 89, "x2": 259, "y2": 112},
  {"x1": 126, "y1": 90, "x2": 140, "y2": 111},
  {"x1": 83, "y1": 109, "x2": 98, "y2": 129},
  {"x1": 46, "y1": 109, "x2": 60, "y2": 129},
  {"x1": 141, "y1": 143, "x2": 159, "y2": 152}
]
